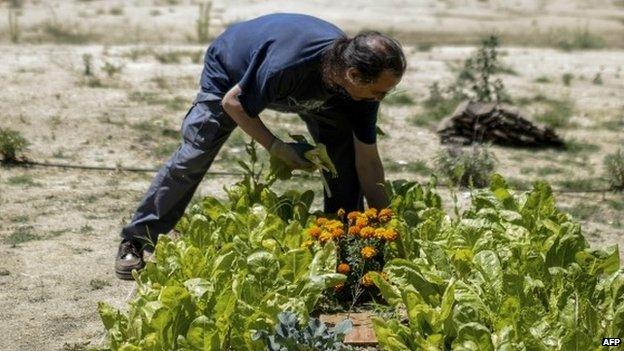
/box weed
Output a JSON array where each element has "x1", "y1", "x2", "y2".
[
  {"x1": 89, "y1": 278, "x2": 111, "y2": 290},
  {"x1": 196, "y1": 1, "x2": 212, "y2": 43},
  {"x1": 534, "y1": 76, "x2": 551, "y2": 83},
  {"x1": 82, "y1": 54, "x2": 93, "y2": 76},
  {"x1": 81, "y1": 224, "x2": 94, "y2": 233},
  {"x1": 604, "y1": 148, "x2": 624, "y2": 191},
  {"x1": 101, "y1": 61, "x2": 124, "y2": 78},
  {"x1": 0, "y1": 128, "x2": 29, "y2": 163},
  {"x1": 562, "y1": 73, "x2": 574, "y2": 86},
  {"x1": 434, "y1": 145, "x2": 496, "y2": 188},
  {"x1": 4, "y1": 226, "x2": 39, "y2": 247},
  {"x1": 0, "y1": 269, "x2": 9, "y2": 276},
  {"x1": 592, "y1": 72, "x2": 603, "y2": 85}
]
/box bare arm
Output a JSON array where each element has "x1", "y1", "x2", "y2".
[
  {"x1": 353, "y1": 135, "x2": 390, "y2": 209},
  {"x1": 221, "y1": 84, "x2": 275, "y2": 150}
]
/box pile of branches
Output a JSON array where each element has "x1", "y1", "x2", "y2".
[{"x1": 437, "y1": 101, "x2": 564, "y2": 148}]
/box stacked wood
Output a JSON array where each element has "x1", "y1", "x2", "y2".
[{"x1": 436, "y1": 101, "x2": 565, "y2": 148}]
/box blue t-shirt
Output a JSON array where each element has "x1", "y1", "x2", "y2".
[{"x1": 199, "y1": 13, "x2": 379, "y2": 144}]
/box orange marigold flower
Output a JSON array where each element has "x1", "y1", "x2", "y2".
[
  {"x1": 361, "y1": 246, "x2": 377, "y2": 260},
  {"x1": 355, "y1": 216, "x2": 369, "y2": 228},
  {"x1": 378, "y1": 208, "x2": 393, "y2": 222},
  {"x1": 347, "y1": 211, "x2": 360, "y2": 223},
  {"x1": 307, "y1": 226, "x2": 321, "y2": 238},
  {"x1": 316, "y1": 217, "x2": 329, "y2": 226},
  {"x1": 374, "y1": 228, "x2": 386, "y2": 240},
  {"x1": 337, "y1": 208, "x2": 346, "y2": 219},
  {"x1": 361, "y1": 272, "x2": 375, "y2": 287},
  {"x1": 365, "y1": 208, "x2": 378, "y2": 219},
  {"x1": 331, "y1": 227, "x2": 344, "y2": 238},
  {"x1": 319, "y1": 231, "x2": 333, "y2": 243},
  {"x1": 337, "y1": 263, "x2": 350, "y2": 274},
  {"x1": 383, "y1": 228, "x2": 398, "y2": 241},
  {"x1": 348, "y1": 225, "x2": 361, "y2": 236},
  {"x1": 325, "y1": 220, "x2": 342, "y2": 230},
  {"x1": 359, "y1": 226, "x2": 375, "y2": 239}
]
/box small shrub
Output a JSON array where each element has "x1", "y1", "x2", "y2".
[
  {"x1": 82, "y1": 54, "x2": 93, "y2": 76},
  {"x1": 449, "y1": 35, "x2": 510, "y2": 103},
  {"x1": 434, "y1": 145, "x2": 496, "y2": 188},
  {"x1": 252, "y1": 311, "x2": 353, "y2": 351},
  {"x1": 0, "y1": 128, "x2": 29, "y2": 163},
  {"x1": 562, "y1": 73, "x2": 574, "y2": 86},
  {"x1": 593, "y1": 72, "x2": 603, "y2": 85},
  {"x1": 604, "y1": 148, "x2": 624, "y2": 191}
]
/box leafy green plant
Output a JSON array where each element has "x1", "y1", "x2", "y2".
[
  {"x1": 371, "y1": 176, "x2": 624, "y2": 350},
  {"x1": 604, "y1": 148, "x2": 624, "y2": 191},
  {"x1": 0, "y1": 127, "x2": 29, "y2": 163},
  {"x1": 252, "y1": 311, "x2": 353, "y2": 351},
  {"x1": 434, "y1": 145, "x2": 496, "y2": 188}
]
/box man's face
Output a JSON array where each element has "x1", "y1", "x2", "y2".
[{"x1": 340, "y1": 68, "x2": 402, "y2": 102}]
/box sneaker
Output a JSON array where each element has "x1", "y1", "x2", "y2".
[{"x1": 115, "y1": 239, "x2": 145, "y2": 280}]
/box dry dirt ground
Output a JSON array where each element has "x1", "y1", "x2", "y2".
[{"x1": 1, "y1": 0, "x2": 624, "y2": 350}]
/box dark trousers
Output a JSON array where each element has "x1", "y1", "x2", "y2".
[{"x1": 121, "y1": 100, "x2": 364, "y2": 251}]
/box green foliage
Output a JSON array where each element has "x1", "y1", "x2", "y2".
[
  {"x1": 562, "y1": 73, "x2": 574, "y2": 86},
  {"x1": 0, "y1": 127, "x2": 29, "y2": 163},
  {"x1": 82, "y1": 54, "x2": 93, "y2": 76},
  {"x1": 604, "y1": 148, "x2": 624, "y2": 191},
  {"x1": 449, "y1": 35, "x2": 510, "y2": 103},
  {"x1": 434, "y1": 145, "x2": 496, "y2": 188},
  {"x1": 252, "y1": 311, "x2": 353, "y2": 351},
  {"x1": 372, "y1": 175, "x2": 624, "y2": 350}
]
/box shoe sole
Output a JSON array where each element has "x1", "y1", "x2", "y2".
[{"x1": 115, "y1": 265, "x2": 145, "y2": 281}]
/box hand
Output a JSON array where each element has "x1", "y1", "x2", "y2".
[{"x1": 269, "y1": 139, "x2": 316, "y2": 171}]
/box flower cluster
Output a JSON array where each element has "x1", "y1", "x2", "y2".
[{"x1": 303, "y1": 207, "x2": 399, "y2": 299}]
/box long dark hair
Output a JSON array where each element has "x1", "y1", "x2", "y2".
[{"x1": 322, "y1": 31, "x2": 406, "y2": 84}]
